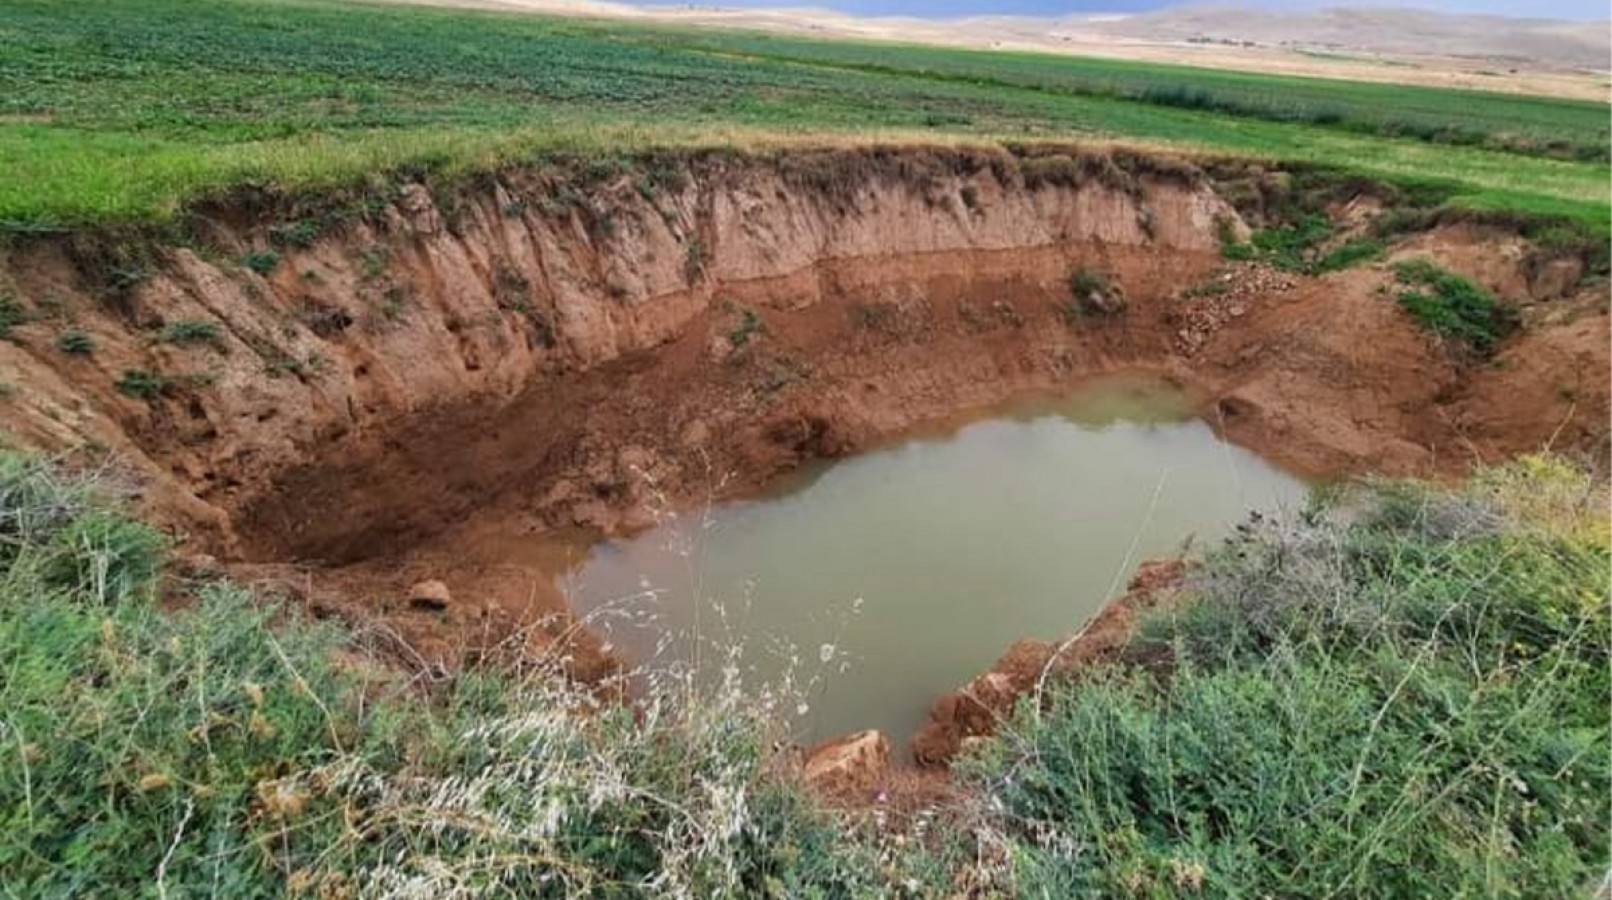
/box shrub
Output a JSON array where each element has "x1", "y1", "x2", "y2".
[
  {"x1": 114, "y1": 369, "x2": 167, "y2": 399},
  {"x1": 268, "y1": 220, "x2": 320, "y2": 249},
  {"x1": 728, "y1": 308, "x2": 763, "y2": 348},
  {"x1": 1063, "y1": 265, "x2": 1126, "y2": 321},
  {"x1": 55, "y1": 329, "x2": 94, "y2": 354},
  {"x1": 1392, "y1": 258, "x2": 1517, "y2": 355},
  {"x1": 241, "y1": 248, "x2": 280, "y2": 276}
]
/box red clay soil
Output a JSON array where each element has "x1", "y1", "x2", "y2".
[
  {"x1": 0, "y1": 145, "x2": 1603, "y2": 709},
  {"x1": 911, "y1": 558, "x2": 1187, "y2": 768}
]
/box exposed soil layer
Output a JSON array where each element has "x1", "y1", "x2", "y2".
[{"x1": 0, "y1": 145, "x2": 1605, "y2": 684}]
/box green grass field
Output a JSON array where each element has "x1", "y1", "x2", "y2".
[{"x1": 0, "y1": 0, "x2": 1607, "y2": 230}]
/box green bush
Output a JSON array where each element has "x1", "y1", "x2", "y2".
[
  {"x1": 114, "y1": 369, "x2": 168, "y2": 399},
  {"x1": 241, "y1": 249, "x2": 281, "y2": 276},
  {"x1": 55, "y1": 329, "x2": 95, "y2": 355},
  {"x1": 1392, "y1": 258, "x2": 1517, "y2": 355},
  {"x1": 970, "y1": 460, "x2": 1610, "y2": 898}
]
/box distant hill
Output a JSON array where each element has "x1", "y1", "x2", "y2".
[{"x1": 1068, "y1": 5, "x2": 1609, "y2": 70}]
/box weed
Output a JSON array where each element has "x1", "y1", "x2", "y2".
[
  {"x1": 161, "y1": 319, "x2": 222, "y2": 347},
  {"x1": 358, "y1": 245, "x2": 388, "y2": 281},
  {"x1": 684, "y1": 236, "x2": 706, "y2": 284},
  {"x1": 1314, "y1": 236, "x2": 1386, "y2": 271},
  {"x1": 269, "y1": 219, "x2": 320, "y2": 249},
  {"x1": 55, "y1": 329, "x2": 95, "y2": 355},
  {"x1": 241, "y1": 248, "x2": 281, "y2": 276},
  {"x1": 378, "y1": 286, "x2": 408, "y2": 322},
  {"x1": 1248, "y1": 213, "x2": 1334, "y2": 270},
  {"x1": 1392, "y1": 258, "x2": 1517, "y2": 355},
  {"x1": 728, "y1": 308, "x2": 763, "y2": 348},
  {"x1": 1063, "y1": 265, "x2": 1126, "y2": 321},
  {"x1": 114, "y1": 369, "x2": 167, "y2": 399}
]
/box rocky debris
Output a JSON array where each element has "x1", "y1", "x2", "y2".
[
  {"x1": 1169, "y1": 265, "x2": 1295, "y2": 356},
  {"x1": 1528, "y1": 256, "x2": 1584, "y2": 301},
  {"x1": 912, "y1": 558, "x2": 1186, "y2": 768},
  {"x1": 408, "y1": 579, "x2": 452, "y2": 612},
  {"x1": 803, "y1": 729, "x2": 891, "y2": 796}
]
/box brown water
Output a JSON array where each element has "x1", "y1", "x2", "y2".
[{"x1": 563, "y1": 374, "x2": 1307, "y2": 748}]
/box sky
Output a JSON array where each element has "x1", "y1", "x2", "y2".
[{"x1": 637, "y1": 1, "x2": 1608, "y2": 21}]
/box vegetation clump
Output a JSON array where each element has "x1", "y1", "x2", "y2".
[
  {"x1": 1392, "y1": 258, "x2": 1517, "y2": 355},
  {"x1": 969, "y1": 455, "x2": 1610, "y2": 897},
  {"x1": 113, "y1": 369, "x2": 167, "y2": 399},
  {"x1": 160, "y1": 319, "x2": 223, "y2": 347},
  {"x1": 1063, "y1": 265, "x2": 1126, "y2": 322},
  {"x1": 241, "y1": 248, "x2": 281, "y2": 276},
  {"x1": 55, "y1": 329, "x2": 95, "y2": 355},
  {"x1": 1220, "y1": 213, "x2": 1385, "y2": 273},
  {"x1": 728, "y1": 307, "x2": 764, "y2": 348}
]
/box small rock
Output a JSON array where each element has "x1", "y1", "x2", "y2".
[
  {"x1": 408, "y1": 579, "x2": 451, "y2": 612},
  {"x1": 803, "y1": 730, "x2": 890, "y2": 794},
  {"x1": 1529, "y1": 257, "x2": 1583, "y2": 301}
]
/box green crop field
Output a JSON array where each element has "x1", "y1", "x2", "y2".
[
  {"x1": 647, "y1": 27, "x2": 1611, "y2": 161},
  {"x1": 0, "y1": 0, "x2": 1607, "y2": 230}
]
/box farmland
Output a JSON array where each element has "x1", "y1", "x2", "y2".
[
  {"x1": 0, "y1": 0, "x2": 1607, "y2": 229},
  {"x1": 649, "y1": 27, "x2": 1611, "y2": 161}
]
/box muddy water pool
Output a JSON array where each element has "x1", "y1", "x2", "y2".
[{"x1": 563, "y1": 374, "x2": 1307, "y2": 750}]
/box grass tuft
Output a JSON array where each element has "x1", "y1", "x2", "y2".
[
  {"x1": 1392, "y1": 257, "x2": 1517, "y2": 355},
  {"x1": 55, "y1": 329, "x2": 95, "y2": 355}
]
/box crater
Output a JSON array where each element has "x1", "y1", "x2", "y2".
[{"x1": 0, "y1": 145, "x2": 1603, "y2": 759}]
